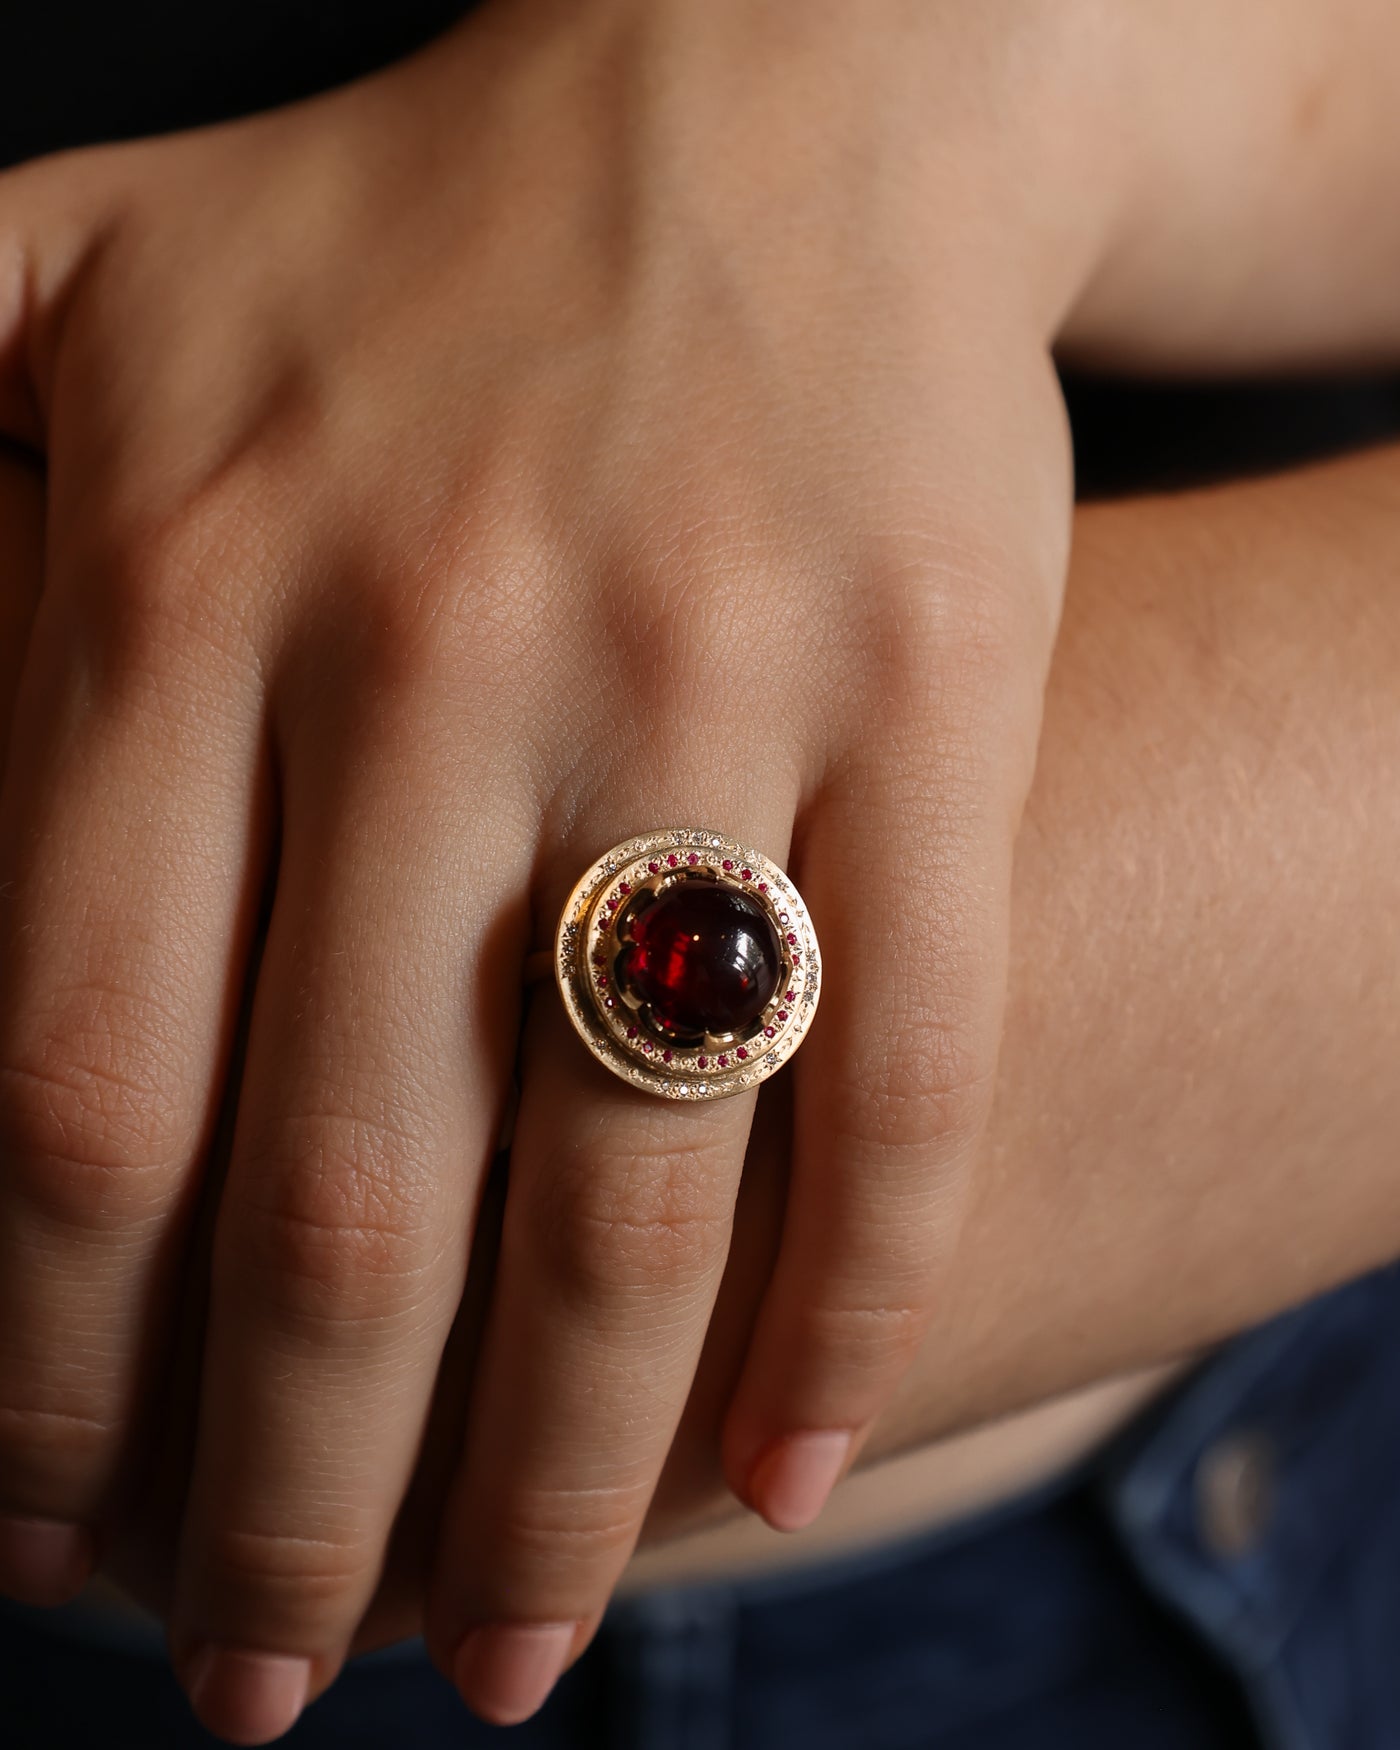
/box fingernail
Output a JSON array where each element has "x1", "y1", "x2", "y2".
[
  {"x1": 453, "y1": 1620, "x2": 577, "y2": 1726},
  {"x1": 0, "y1": 1514, "x2": 94, "y2": 1606},
  {"x1": 187, "y1": 1645, "x2": 311, "y2": 1745},
  {"x1": 747, "y1": 1430, "x2": 852, "y2": 1532}
]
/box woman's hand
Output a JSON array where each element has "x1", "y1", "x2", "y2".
[
  {"x1": 72, "y1": 430, "x2": 1400, "y2": 1695},
  {"x1": 4, "y1": 0, "x2": 1400, "y2": 1735},
  {"x1": 0, "y1": 1, "x2": 1101, "y2": 1735}
]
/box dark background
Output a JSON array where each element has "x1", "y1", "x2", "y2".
[{"x1": 4, "y1": 0, "x2": 1399, "y2": 491}]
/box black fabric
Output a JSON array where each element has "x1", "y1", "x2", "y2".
[
  {"x1": 0, "y1": 1, "x2": 474, "y2": 166},
  {"x1": 1063, "y1": 372, "x2": 1400, "y2": 498}
]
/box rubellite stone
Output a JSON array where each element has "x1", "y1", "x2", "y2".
[{"x1": 616, "y1": 877, "x2": 782, "y2": 1038}]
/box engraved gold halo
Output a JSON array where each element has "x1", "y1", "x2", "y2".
[{"x1": 551, "y1": 827, "x2": 821, "y2": 1100}]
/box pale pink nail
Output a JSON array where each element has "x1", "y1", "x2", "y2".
[
  {"x1": 748, "y1": 1430, "x2": 853, "y2": 1531},
  {"x1": 187, "y1": 1646, "x2": 311, "y2": 1745},
  {"x1": 454, "y1": 1620, "x2": 576, "y2": 1726},
  {"x1": 0, "y1": 1513, "x2": 93, "y2": 1606}
]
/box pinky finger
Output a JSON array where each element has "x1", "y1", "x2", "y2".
[{"x1": 718, "y1": 756, "x2": 1013, "y2": 1531}]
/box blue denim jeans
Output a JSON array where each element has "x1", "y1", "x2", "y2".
[{"x1": 5, "y1": 1262, "x2": 1400, "y2": 1748}]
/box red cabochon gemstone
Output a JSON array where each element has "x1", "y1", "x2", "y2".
[{"x1": 616, "y1": 878, "x2": 782, "y2": 1038}]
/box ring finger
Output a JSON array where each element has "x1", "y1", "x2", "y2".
[{"x1": 426, "y1": 782, "x2": 798, "y2": 1726}]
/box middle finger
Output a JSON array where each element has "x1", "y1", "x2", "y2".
[{"x1": 169, "y1": 676, "x2": 532, "y2": 1744}]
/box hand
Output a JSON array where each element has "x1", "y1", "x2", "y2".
[
  {"x1": 48, "y1": 430, "x2": 1400, "y2": 1683},
  {"x1": 0, "y1": 1, "x2": 1104, "y2": 1736}
]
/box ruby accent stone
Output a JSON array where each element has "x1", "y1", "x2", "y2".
[
  {"x1": 722, "y1": 859, "x2": 734, "y2": 871},
  {"x1": 777, "y1": 1011, "x2": 788, "y2": 1023},
  {"x1": 697, "y1": 1055, "x2": 709, "y2": 1069},
  {"x1": 740, "y1": 868, "x2": 752, "y2": 880},
  {"x1": 758, "y1": 882, "x2": 769, "y2": 893},
  {"x1": 687, "y1": 852, "x2": 700, "y2": 865},
  {"x1": 736, "y1": 1047, "x2": 748, "y2": 1060},
  {"x1": 667, "y1": 854, "x2": 679, "y2": 867},
  {"x1": 663, "y1": 1049, "x2": 674, "y2": 1064},
  {"x1": 786, "y1": 933, "x2": 798, "y2": 946},
  {"x1": 763, "y1": 1025, "x2": 776, "y2": 1038},
  {"x1": 786, "y1": 989, "x2": 796, "y2": 1002},
  {"x1": 616, "y1": 877, "x2": 782, "y2": 1038}
]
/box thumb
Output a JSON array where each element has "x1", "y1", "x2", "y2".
[{"x1": 0, "y1": 144, "x2": 133, "y2": 450}]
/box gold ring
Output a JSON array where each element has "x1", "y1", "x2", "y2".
[{"x1": 535, "y1": 827, "x2": 821, "y2": 1101}]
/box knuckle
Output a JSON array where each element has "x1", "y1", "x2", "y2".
[
  {"x1": 0, "y1": 1027, "x2": 191, "y2": 1233},
  {"x1": 795, "y1": 1290, "x2": 932, "y2": 1374},
  {"x1": 855, "y1": 537, "x2": 1038, "y2": 727},
  {"x1": 236, "y1": 1113, "x2": 442, "y2": 1331},
  {"x1": 295, "y1": 556, "x2": 517, "y2": 730},
  {"x1": 486, "y1": 1477, "x2": 649, "y2": 1575},
  {"x1": 834, "y1": 1018, "x2": 993, "y2": 1162},
  {"x1": 79, "y1": 494, "x2": 254, "y2": 681},
  {"x1": 525, "y1": 1140, "x2": 732, "y2": 1304},
  {"x1": 203, "y1": 1521, "x2": 378, "y2": 1613},
  {"x1": 341, "y1": 576, "x2": 463, "y2": 699},
  {"x1": 609, "y1": 561, "x2": 751, "y2": 721},
  {"x1": 0, "y1": 1397, "x2": 114, "y2": 1506}
]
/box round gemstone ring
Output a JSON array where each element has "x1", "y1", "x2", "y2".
[{"x1": 531, "y1": 828, "x2": 821, "y2": 1100}]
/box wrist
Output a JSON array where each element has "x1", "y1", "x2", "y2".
[{"x1": 421, "y1": 0, "x2": 1139, "y2": 348}]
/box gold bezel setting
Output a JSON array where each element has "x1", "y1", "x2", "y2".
[{"x1": 554, "y1": 827, "x2": 821, "y2": 1100}]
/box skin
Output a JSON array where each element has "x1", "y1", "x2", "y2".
[
  {"x1": 6, "y1": 406, "x2": 1400, "y2": 1705},
  {"x1": 0, "y1": 0, "x2": 1398, "y2": 1738}
]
